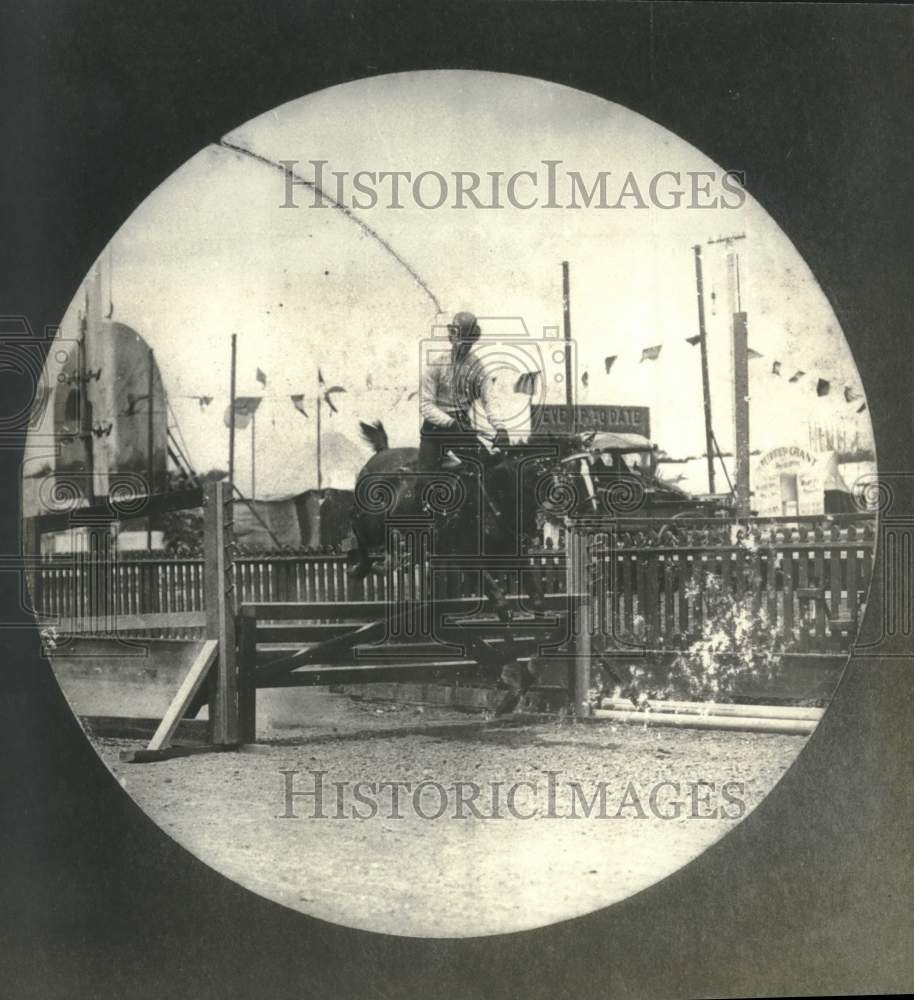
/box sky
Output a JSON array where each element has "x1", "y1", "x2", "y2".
[{"x1": 39, "y1": 70, "x2": 873, "y2": 498}]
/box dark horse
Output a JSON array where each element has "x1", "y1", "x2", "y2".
[
  {"x1": 347, "y1": 420, "x2": 600, "y2": 712},
  {"x1": 348, "y1": 420, "x2": 550, "y2": 614}
]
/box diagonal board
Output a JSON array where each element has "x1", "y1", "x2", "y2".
[{"x1": 147, "y1": 639, "x2": 218, "y2": 752}]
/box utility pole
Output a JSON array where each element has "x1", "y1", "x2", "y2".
[
  {"x1": 692, "y1": 245, "x2": 716, "y2": 493},
  {"x1": 316, "y1": 393, "x2": 322, "y2": 491},
  {"x1": 708, "y1": 233, "x2": 750, "y2": 514},
  {"x1": 146, "y1": 348, "x2": 155, "y2": 549},
  {"x1": 562, "y1": 261, "x2": 574, "y2": 411},
  {"x1": 251, "y1": 409, "x2": 256, "y2": 500},
  {"x1": 228, "y1": 334, "x2": 237, "y2": 496}
]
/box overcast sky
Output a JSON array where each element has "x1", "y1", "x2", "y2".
[{"x1": 45, "y1": 70, "x2": 872, "y2": 497}]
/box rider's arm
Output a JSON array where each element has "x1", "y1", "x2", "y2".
[
  {"x1": 419, "y1": 364, "x2": 455, "y2": 428},
  {"x1": 476, "y1": 367, "x2": 507, "y2": 432}
]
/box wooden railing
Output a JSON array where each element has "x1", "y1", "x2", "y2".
[{"x1": 33, "y1": 513, "x2": 876, "y2": 653}]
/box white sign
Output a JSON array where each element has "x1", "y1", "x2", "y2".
[{"x1": 753, "y1": 446, "x2": 823, "y2": 517}]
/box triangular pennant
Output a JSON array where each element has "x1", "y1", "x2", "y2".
[
  {"x1": 256, "y1": 367, "x2": 267, "y2": 388},
  {"x1": 685, "y1": 335, "x2": 701, "y2": 347},
  {"x1": 198, "y1": 395, "x2": 213, "y2": 410},
  {"x1": 747, "y1": 348, "x2": 763, "y2": 360},
  {"x1": 323, "y1": 386, "x2": 346, "y2": 414},
  {"x1": 604, "y1": 355, "x2": 617, "y2": 373},
  {"x1": 514, "y1": 371, "x2": 540, "y2": 396},
  {"x1": 640, "y1": 345, "x2": 662, "y2": 362},
  {"x1": 290, "y1": 394, "x2": 309, "y2": 418},
  {"x1": 223, "y1": 396, "x2": 261, "y2": 429}
]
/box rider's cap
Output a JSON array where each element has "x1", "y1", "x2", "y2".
[{"x1": 449, "y1": 311, "x2": 480, "y2": 341}]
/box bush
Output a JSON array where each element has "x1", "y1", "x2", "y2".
[{"x1": 668, "y1": 549, "x2": 798, "y2": 701}]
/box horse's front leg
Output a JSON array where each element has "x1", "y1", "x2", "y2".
[
  {"x1": 346, "y1": 515, "x2": 376, "y2": 580},
  {"x1": 482, "y1": 570, "x2": 511, "y2": 622},
  {"x1": 522, "y1": 565, "x2": 545, "y2": 613}
]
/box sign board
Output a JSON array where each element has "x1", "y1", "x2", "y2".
[
  {"x1": 532, "y1": 404, "x2": 650, "y2": 438},
  {"x1": 753, "y1": 445, "x2": 823, "y2": 516}
]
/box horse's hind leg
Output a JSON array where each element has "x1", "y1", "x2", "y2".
[
  {"x1": 346, "y1": 517, "x2": 375, "y2": 579},
  {"x1": 482, "y1": 570, "x2": 511, "y2": 622},
  {"x1": 522, "y1": 566, "x2": 545, "y2": 613}
]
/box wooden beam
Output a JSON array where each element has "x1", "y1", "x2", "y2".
[
  {"x1": 28, "y1": 486, "x2": 204, "y2": 534},
  {"x1": 146, "y1": 639, "x2": 218, "y2": 751},
  {"x1": 243, "y1": 594, "x2": 578, "y2": 621},
  {"x1": 203, "y1": 481, "x2": 238, "y2": 745},
  {"x1": 257, "y1": 659, "x2": 492, "y2": 688},
  {"x1": 120, "y1": 743, "x2": 241, "y2": 764},
  {"x1": 47, "y1": 610, "x2": 207, "y2": 633},
  {"x1": 81, "y1": 716, "x2": 209, "y2": 742}
]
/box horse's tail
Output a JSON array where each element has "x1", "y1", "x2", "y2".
[{"x1": 359, "y1": 420, "x2": 389, "y2": 453}]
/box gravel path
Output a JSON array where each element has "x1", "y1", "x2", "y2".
[{"x1": 96, "y1": 696, "x2": 809, "y2": 938}]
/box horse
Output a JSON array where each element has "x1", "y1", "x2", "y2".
[
  {"x1": 348, "y1": 420, "x2": 551, "y2": 612},
  {"x1": 348, "y1": 420, "x2": 609, "y2": 712}
]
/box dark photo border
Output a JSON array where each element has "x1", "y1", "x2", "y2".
[{"x1": 2, "y1": 3, "x2": 912, "y2": 997}]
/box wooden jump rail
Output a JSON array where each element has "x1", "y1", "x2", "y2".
[
  {"x1": 28, "y1": 497, "x2": 871, "y2": 762},
  {"x1": 26, "y1": 481, "x2": 250, "y2": 761}
]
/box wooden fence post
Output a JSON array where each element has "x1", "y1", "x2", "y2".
[
  {"x1": 237, "y1": 605, "x2": 257, "y2": 743},
  {"x1": 566, "y1": 516, "x2": 611, "y2": 718},
  {"x1": 204, "y1": 480, "x2": 239, "y2": 745},
  {"x1": 22, "y1": 516, "x2": 41, "y2": 616}
]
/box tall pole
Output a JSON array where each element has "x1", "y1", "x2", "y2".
[
  {"x1": 251, "y1": 409, "x2": 256, "y2": 500},
  {"x1": 732, "y1": 310, "x2": 751, "y2": 515},
  {"x1": 692, "y1": 246, "x2": 716, "y2": 493},
  {"x1": 562, "y1": 260, "x2": 574, "y2": 411},
  {"x1": 708, "y1": 234, "x2": 748, "y2": 512},
  {"x1": 316, "y1": 394, "x2": 322, "y2": 491},
  {"x1": 146, "y1": 347, "x2": 154, "y2": 549},
  {"x1": 228, "y1": 334, "x2": 237, "y2": 496}
]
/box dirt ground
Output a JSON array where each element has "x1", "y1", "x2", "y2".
[{"x1": 94, "y1": 694, "x2": 809, "y2": 938}]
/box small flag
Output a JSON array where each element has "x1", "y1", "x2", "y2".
[
  {"x1": 223, "y1": 396, "x2": 261, "y2": 429},
  {"x1": 290, "y1": 394, "x2": 308, "y2": 418},
  {"x1": 816, "y1": 378, "x2": 830, "y2": 397},
  {"x1": 844, "y1": 386, "x2": 862, "y2": 403},
  {"x1": 323, "y1": 385, "x2": 347, "y2": 414},
  {"x1": 771, "y1": 361, "x2": 781, "y2": 376},
  {"x1": 256, "y1": 368, "x2": 267, "y2": 388},
  {"x1": 685, "y1": 335, "x2": 701, "y2": 347},
  {"x1": 857, "y1": 402, "x2": 867, "y2": 413},
  {"x1": 316, "y1": 369, "x2": 347, "y2": 413},
  {"x1": 788, "y1": 370, "x2": 805, "y2": 383},
  {"x1": 747, "y1": 348, "x2": 763, "y2": 360},
  {"x1": 581, "y1": 371, "x2": 589, "y2": 387},
  {"x1": 604, "y1": 355, "x2": 617, "y2": 373},
  {"x1": 640, "y1": 345, "x2": 662, "y2": 362},
  {"x1": 514, "y1": 372, "x2": 540, "y2": 396}
]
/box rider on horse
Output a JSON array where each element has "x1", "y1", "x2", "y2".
[{"x1": 419, "y1": 311, "x2": 511, "y2": 474}]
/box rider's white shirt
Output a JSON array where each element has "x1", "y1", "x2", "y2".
[
  {"x1": 463, "y1": 341, "x2": 533, "y2": 446},
  {"x1": 419, "y1": 339, "x2": 536, "y2": 446}
]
